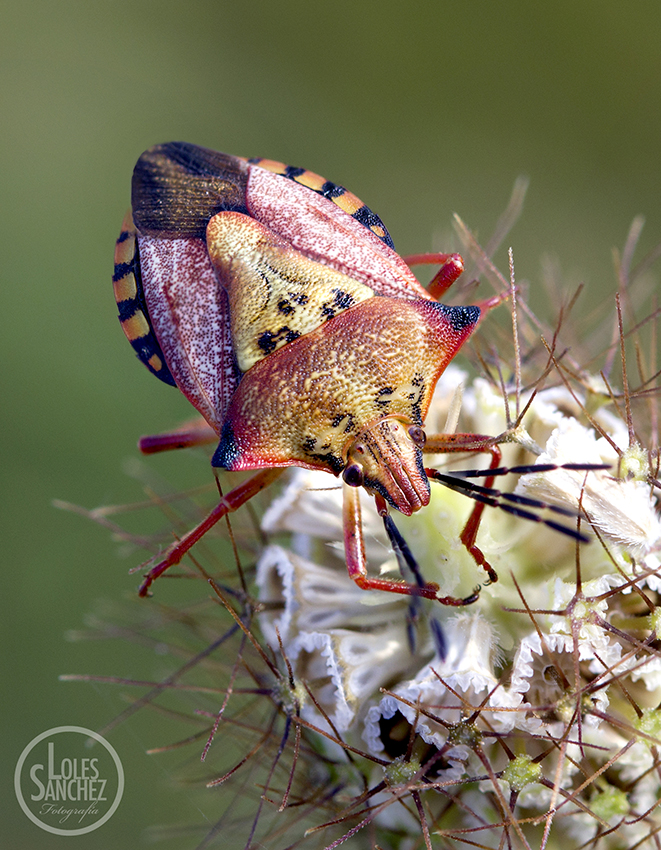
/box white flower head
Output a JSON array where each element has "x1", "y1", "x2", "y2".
[
  {"x1": 257, "y1": 544, "x2": 424, "y2": 731},
  {"x1": 509, "y1": 631, "x2": 615, "y2": 734},
  {"x1": 516, "y1": 416, "x2": 661, "y2": 561},
  {"x1": 251, "y1": 361, "x2": 661, "y2": 846},
  {"x1": 363, "y1": 612, "x2": 521, "y2": 760}
]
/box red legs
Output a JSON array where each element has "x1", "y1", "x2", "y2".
[
  {"x1": 134, "y1": 422, "x2": 284, "y2": 595},
  {"x1": 138, "y1": 418, "x2": 217, "y2": 454},
  {"x1": 342, "y1": 483, "x2": 479, "y2": 606},
  {"x1": 137, "y1": 421, "x2": 500, "y2": 602},
  {"x1": 137, "y1": 467, "x2": 284, "y2": 596},
  {"x1": 342, "y1": 481, "x2": 439, "y2": 598},
  {"x1": 424, "y1": 433, "x2": 502, "y2": 585},
  {"x1": 404, "y1": 252, "x2": 512, "y2": 316},
  {"x1": 138, "y1": 467, "x2": 284, "y2": 596},
  {"x1": 402, "y1": 252, "x2": 465, "y2": 299}
]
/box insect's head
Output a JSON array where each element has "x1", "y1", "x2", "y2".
[{"x1": 342, "y1": 416, "x2": 430, "y2": 516}]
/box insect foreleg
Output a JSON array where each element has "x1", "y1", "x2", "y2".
[
  {"x1": 138, "y1": 467, "x2": 284, "y2": 596},
  {"x1": 342, "y1": 484, "x2": 481, "y2": 606},
  {"x1": 342, "y1": 484, "x2": 440, "y2": 600}
]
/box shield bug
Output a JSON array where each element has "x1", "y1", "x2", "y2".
[{"x1": 114, "y1": 142, "x2": 601, "y2": 603}]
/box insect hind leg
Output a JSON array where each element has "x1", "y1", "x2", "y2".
[{"x1": 138, "y1": 418, "x2": 218, "y2": 454}]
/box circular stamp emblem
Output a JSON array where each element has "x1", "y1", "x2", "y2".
[{"x1": 14, "y1": 726, "x2": 124, "y2": 835}]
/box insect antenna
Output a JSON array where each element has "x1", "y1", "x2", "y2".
[
  {"x1": 427, "y1": 462, "x2": 610, "y2": 542},
  {"x1": 382, "y1": 513, "x2": 447, "y2": 660}
]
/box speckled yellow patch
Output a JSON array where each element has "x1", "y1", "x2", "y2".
[
  {"x1": 206, "y1": 212, "x2": 375, "y2": 372},
  {"x1": 216, "y1": 297, "x2": 479, "y2": 494}
]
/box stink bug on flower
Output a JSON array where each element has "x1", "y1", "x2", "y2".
[{"x1": 113, "y1": 142, "x2": 601, "y2": 605}]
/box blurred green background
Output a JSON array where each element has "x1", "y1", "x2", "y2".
[{"x1": 2, "y1": 1, "x2": 660, "y2": 846}]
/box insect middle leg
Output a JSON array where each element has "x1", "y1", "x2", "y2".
[
  {"x1": 424, "y1": 433, "x2": 502, "y2": 584},
  {"x1": 402, "y1": 252, "x2": 465, "y2": 299},
  {"x1": 138, "y1": 418, "x2": 218, "y2": 454}
]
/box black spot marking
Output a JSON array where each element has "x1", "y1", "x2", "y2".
[
  {"x1": 301, "y1": 434, "x2": 344, "y2": 474},
  {"x1": 320, "y1": 181, "x2": 344, "y2": 199},
  {"x1": 351, "y1": 206, "x2": 395, "y2": 249},
  {"x1": 437, "y1": 304, "x2": 480, "y2": 332},
  {"x1": 319, "y1": 288, "x2": 358, "y2": 319},
  {"x1": 277, "y1": 299, "x2": 294, "y2": 315},
  {"x1": 116, "y1": 229, "x2": 130, "y2": 244},
  {"x1": 375, "y1": 387, "x2": 394, "y2": 409},
  {"x1": 112, "y1": 261, "x2": 134, "y2": 283},
  {"x1": 116, "y1": 299, "x2": 137, "y2": 323},
  {"x1": 258, "y1": 331, "x2": 278, "y2": 355},
  {"x1": 284, "y1": 165, "x2": 306, "y2": 179},
  {"x1": 329, "y1": 413, "x2": 356, "y2": 432},
  {"x1": 308, "y1": 450, "x2": 344, "y2": 475},
  {"x1": 257, "y1": 326, "x2": 302, "y2": 356},
  {"x1": 288, "y1": 292, "x2": 309, "y2": 306},
  {"x1": 331, "y1": 289, "x2": 354, "y2": 310}
]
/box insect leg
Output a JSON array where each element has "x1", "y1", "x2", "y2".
[
  {"x1": 401, "y1": 252, "x2": 465, "y2": 299},
  {"x1": 342, "y1": 484, "x2": 437, "y2": 600},
  {"x1": 138, "y1": 468, "x2": 284, "y2": 596},
  {"x1": 139, "y1": 419, "x2": 218, "y2": 454},
  {"x1": 342, "y1": 484, "x2": 480, "y2": 606},
  {"x1": 424, "y1": 433, "x2": 502, "y2": 584}
]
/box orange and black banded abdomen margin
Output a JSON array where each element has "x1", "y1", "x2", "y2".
[
  {"x1": 248, "y1": 158, "x2": 395, "y2": 250},
  {"x1": 113, "y1": 211, "x2": 176, "y2": 386}
]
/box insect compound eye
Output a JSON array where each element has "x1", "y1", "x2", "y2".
[
  {"x1": 408, "y1": 425, "x2": 426, "y2": 448},
  {"x1": 342, "y1": 463, "x2": 365, "y2": 488}
]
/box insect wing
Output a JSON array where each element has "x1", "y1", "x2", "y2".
[
  {"x1": 131, "y1": 143, "x2": 250, "y2": 238},
  {"x1": 245, "y1": 163, "x2": 432, "y2": 300},
  {"x1": 128, "y1": 144, "x2": 253, "y2": 427},
  {"x1": 131, "y1": 144, "x2": 426, "y2": 304},
  {"x1": 136, "y1": 236, "x2": 238, "y2": 431}
]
